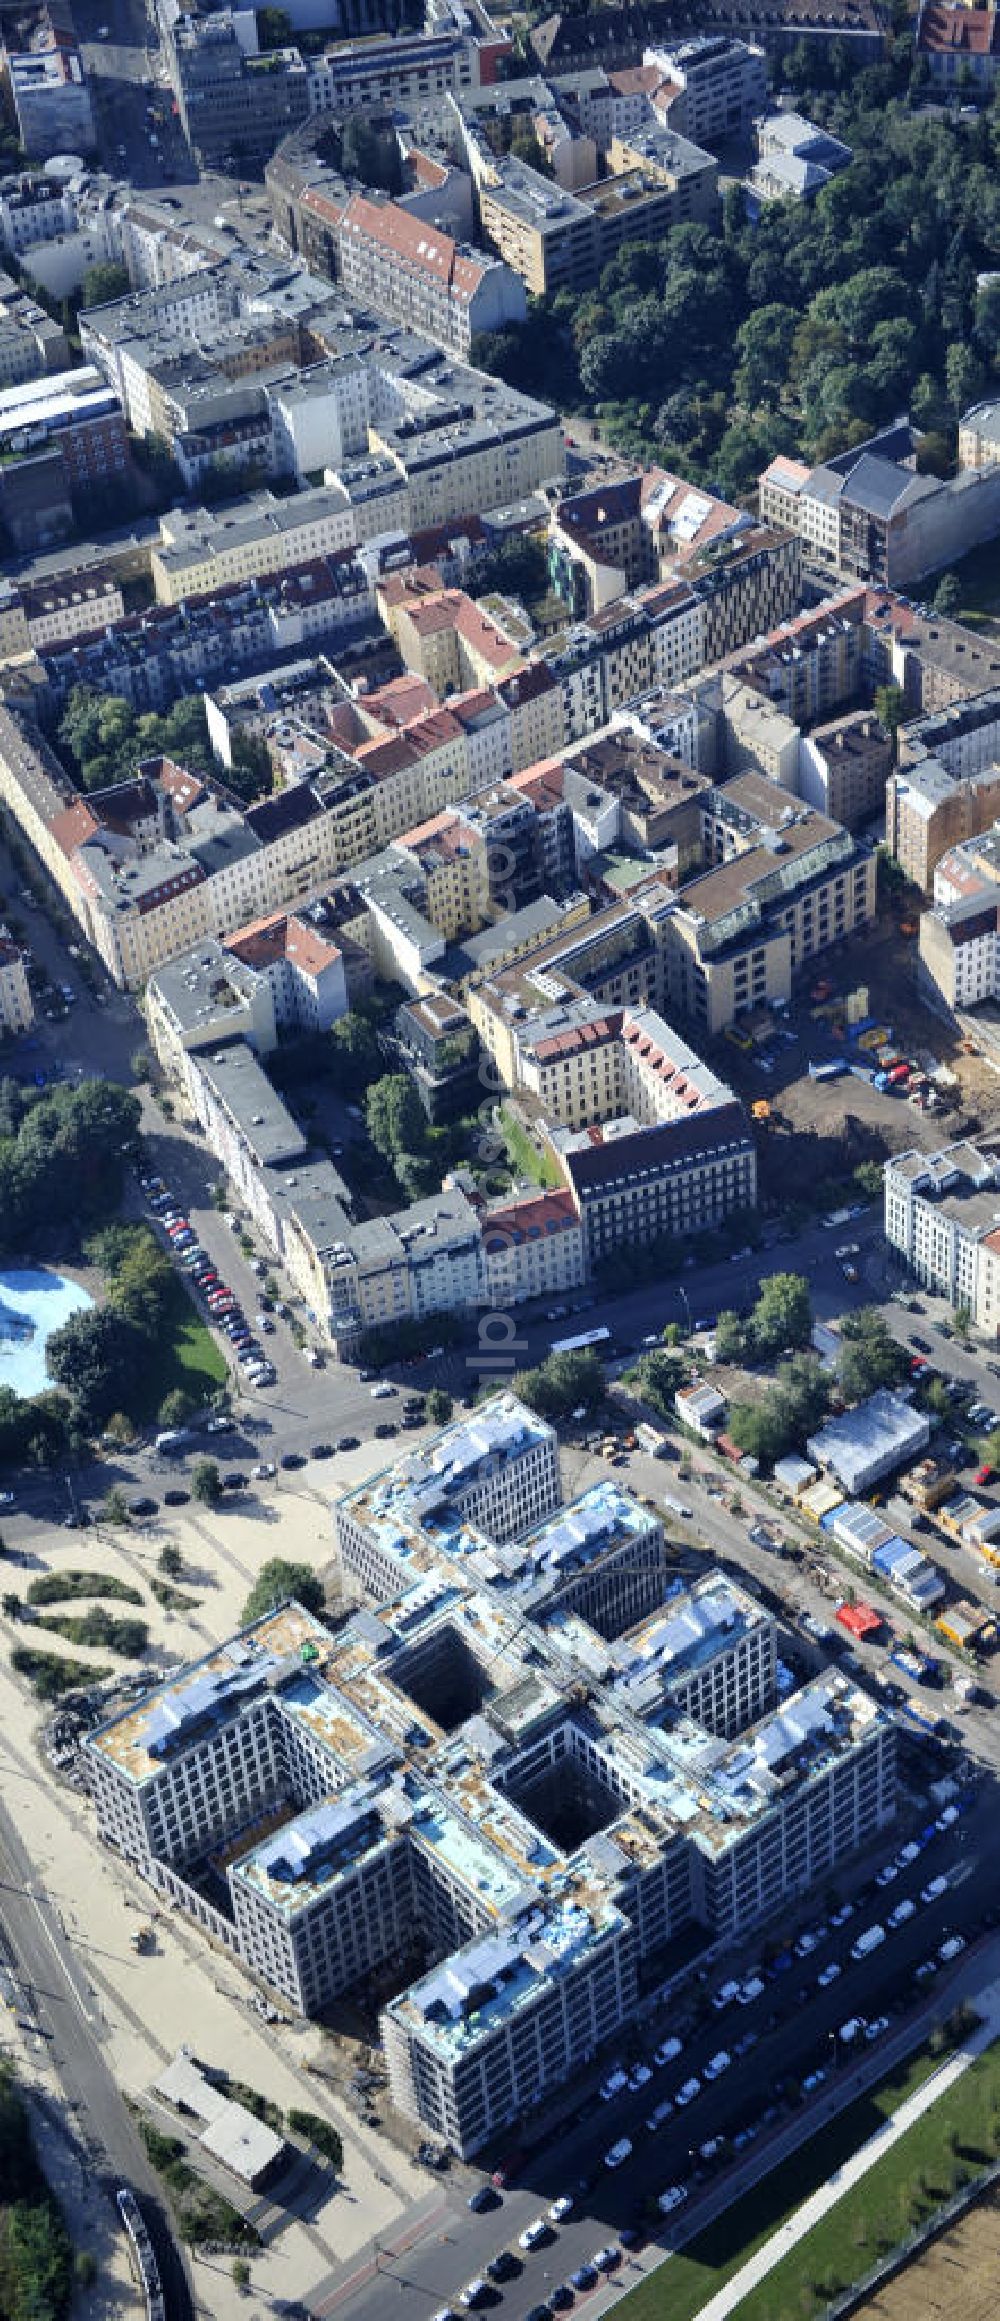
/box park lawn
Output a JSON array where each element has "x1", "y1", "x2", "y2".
[
  {"x1": 499, "y1": 1107, "x2": 562, "y2": 1190},
  {"x1": 134, "y1": 1272, "x2": 227, "y2": 1417},
  {"x1": 728, "y1": 2038, "x2": 1000, "y2": 2321},
  {"x1": 616, "y1": 2039, "x2": 955, "y2": 2321}
]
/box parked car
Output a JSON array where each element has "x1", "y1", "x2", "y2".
[
  {"x1": 654, "y1": 2036, "x2": 683, "y2": 2066},
  {"x1": 604, "y1": 2139, "x2": 632, "y2": 2169},
  {"x1": 675, "y1": 2077, "x2": 701, "y2": 2106}
]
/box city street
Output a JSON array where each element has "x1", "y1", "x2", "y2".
[{"x1": 0, "y1": 1790, "x2": 192, "y2": 2321}]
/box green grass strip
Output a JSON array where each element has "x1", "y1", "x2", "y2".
[{"x1": 615, "y1": 2035, "x2": 960, "y2": 2321}]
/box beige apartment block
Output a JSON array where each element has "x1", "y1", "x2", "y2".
[
  {"x1": 151, "y1": 485, "x2": 357, "y2": 605},
  {"x1": 885, "y1": 760, "x2": 1000, "y2": 893},
  {"x1": 0, "y1": 935, "x2": 32, "y2": 1034}
]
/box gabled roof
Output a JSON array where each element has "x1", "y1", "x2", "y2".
[{"x1": 340, "y1": 196, "x2": 488, "y2": 304}]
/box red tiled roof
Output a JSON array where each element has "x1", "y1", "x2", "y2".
[
  {"x1": 482, "y1": 1188, "x2": 577, "y2": 1249},
  {"x1": 341, "y1": 196, "x2": 487, "y2": 302},
  {"x1": 226, "y1": 908, "x2": 340, "y2": 979},
  {"x1": 507, "y1": 758, "x2": 565, "y2": 808},
  {"x1": 919, "y1": 4, "x2": 1000, "y2": 54},
  {"x1": 364, "y1": 673, "x2": 439, "y2": 728},
  {"x1": 49, "y1": 799, "x2": 100, "y2": 856},
  {"x1": 607, "y1": 62, "x2": 662, "y2": 94}
]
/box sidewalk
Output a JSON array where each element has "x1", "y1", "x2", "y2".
[{"x1": 595, "y1": 1972, "x2": 1000, "y2": 2321}]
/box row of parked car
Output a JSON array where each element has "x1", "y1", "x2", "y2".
[
  {"x1": 583, "y1": 1800, "x2": 969, "y2": 2183},
  {"x1": 442, "y1": 2194, "x2": 633, "y2": 2314},
  {"x1": 141, "y1": 1176, "x2": 277, "y2": 1389}
]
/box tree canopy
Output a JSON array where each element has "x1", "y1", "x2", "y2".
[
  {"x1": 81, "y1": 262, "x2": 129, "y2": 309},
  {"x1": 711, "y1": 1274, "x2": 813, "y2": 1366},
  {"x1": 514, "y1": 1348, "x2": 604, "y2": 1419},
  {"x1": 728, "y1": 1352, "x2": 832, "y2": 1469},
  {"x1": 838, "y1": 1307, "x2": 911, "y2": 1402},
  {"x1": 57, "y1": 686, "x2": 214, "y2": 794},
  {"x1": 480, "y1": 63, "x2": 1000, "y2": 493},
  {"x1": 45, "y1": 1307, "x2": 140, "y2": 1428},
  {"x1": 0, "y1": 1078, "x2": 140, "y2": 1255},
  {"x1": 241, "y1": 1560, "x2": 325, "y2": 1625}
]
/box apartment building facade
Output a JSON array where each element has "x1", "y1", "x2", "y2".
[
  {"x1": 334, "y1": 195, "x2": 526, "y2": 358},
  {"x1": 884, "y1": 1142, "x2": 1000, "y2": 1336},
  {"x1": 0, "y1": 933, "x2": 32, "y2": 1034},
  {"x1": 643, "y1": 34, "x2": 767, "y2": 141}
]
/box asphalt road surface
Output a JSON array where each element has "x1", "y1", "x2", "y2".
[{"x1": 0, "y1": 1792, "x2": 191, "y2": 2321}]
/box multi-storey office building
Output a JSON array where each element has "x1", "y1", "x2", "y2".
[
  {"x1": 603, "y1": 1572, "x2": 777, "y2": 1737},
  {"x1": 334, "y1": 1395, "x2": 562, "y2": 1599},
  {"x1": 167, "y1": 14, "x2": 310, "y2": 172},
  {"x1": 87, "y1": 1397, "x2": 897, "y2": 2156}
]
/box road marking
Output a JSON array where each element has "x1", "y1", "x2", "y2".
[{"x1": 27, "y1": 1892, "x2": 101, "y2": 2029}]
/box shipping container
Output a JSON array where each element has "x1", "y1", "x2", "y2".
[{"x1": 889, "y1": 1645, "x2": 940, "y2": 1684}]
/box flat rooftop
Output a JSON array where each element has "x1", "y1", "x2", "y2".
[
  {"x1": 386, "y1": 1896, "x2": 628, "y2": 2061},
  {"x1": 90, "y1": 1604, "x2": 329, "y2": 1785}
]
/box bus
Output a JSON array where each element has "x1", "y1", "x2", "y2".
[{"x1": 550, "y1": 1326, "x2": 611, "y2": 1356}]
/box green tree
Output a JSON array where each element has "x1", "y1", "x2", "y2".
[
  {"x1": 365, "y1": 1074, "x2": 426, "y2": 1162},
  {"x1": 232, "y1": 2256, "x2": 251, "y2": 2292},
  {"x1": 510, "y1": 127, "x2": 551, "y2": 176},
  {"x1": 424, "y1": 1388, "x2": 453, "y2": 1425},
  {"x1": 874, "y1": 684, "x2": 906, "y2": 739},
  {"x1": 103, "y1": 1485, "x2": 130, "y2": 1525},
  {"x1": 158, "y1": 1387, "x2": 195, "y2": 1431},
  {"x1": 81, "y1": 261, "x2": 129, "y2": 308},
  {"x1": 395, "y1": 1150, "x2": 438, "y2": 1201},
  {"x1": 241, "y1": 1559, "x2": 325, "y2": 1624},
  {"x1": 733, "y1": 303, "x2": 798, "y2": 408},
  {"x1": 340, "y1": 114, "x2": 402, "y2": 195},
  {"x1": 931, "y1": 571, "x2": 962, "y2": 618},
  {"x1": 945, "y1": 338, "x2": 982, "y2": 415},
  {"x1": 191, "y1": 1458, "x2": 221, "y2": 1505},
  {"x1": 713, "y1": 1310, "x2": 747, "y2": 1365},
  {"x1": 748, "y1": 1273, "x2": 812, "y2": 1360},
  {"x1": 514, "y1": 1348, "x2": 604, "y2": 1420},
  {"x1": 923, "y1": 1375, "x2": 951, "y2": 1422},
  {"x1": 287, "y1": 2109, "x2": 343, "y2": 2167},
  {"x1": 637, "y1": 1347, "x2": 688, "y2": 1422},
  {"x1": 256, "y1": 5, "x2": 292, "y2": 45},
  {"x1": 327, "y1": 1010, "x2": 382, "y2": 1096},
  {"x1": 472, "y1": 531, "x2": 549, "y2": 603},
  {"x1": 227, "y1": 730, "x2": 273, "y2": 804},
  {"x1": 158, "y1": 1543, "x2": 184, "y2": 1578},
  {"x1": 839, "y1": 1307, "x2": 910, "y2": 1401},
  {"x1": 45, "y1": 1306, "x2": 139, "y2": 1427}
]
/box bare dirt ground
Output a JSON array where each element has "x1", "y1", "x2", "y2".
[
  {"x1": 851, "y1": 2183, "x2": 1000, "y2": 2321},
  {"x1": 714, "y1": 918, "x2": 1000, "y2": 1207}
]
